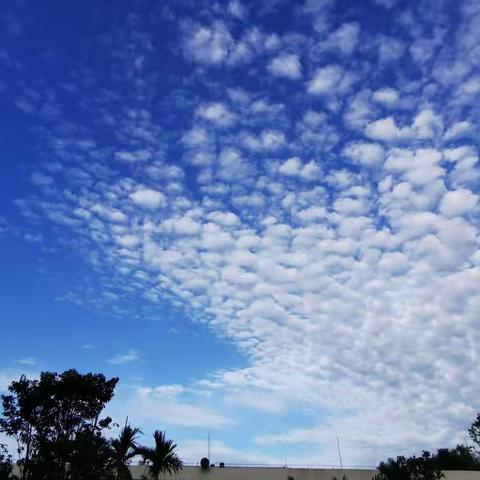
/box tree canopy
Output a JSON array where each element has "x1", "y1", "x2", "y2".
[
  {"x1": 137, "y1": 430, "x2": 183, "y2": 480},
  {"x1": 377, "y1": 451, "x2": 444, "y2": 480},
  {"x1": 0, "y1": 369, "x2": 182, "y2": 480},
  {"x1": 0, "y1": 444, "x2": 13, "y2": 480},
  {"x1": 377, "y1": 437, "x2": 480, "y2": 480}
]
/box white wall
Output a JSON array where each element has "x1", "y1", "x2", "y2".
[{"x1": 130, "y1": 466, "x2": 480, "y2": 480}]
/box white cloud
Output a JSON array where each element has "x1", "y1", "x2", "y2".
[
  {"x1": 323, "y1": 22, "x2": 360, "y2": 55},
  {"x1": 196, "y1": 102, "x2": 235, "y2": 127},
  {"x1": 130, "y1": 386, "x2": 232, "y2": 428},
  {"x1": 181, "y1": 127, "x2": 211, "y2": 148},
  {"x1": 365, "y1": 116, "x2": 400, "y2": 141},
  {"x1": 201, "y1": 223, "x2": 235, "y2": 251},
  {"x1": 182, "y1": 21, "x2": 234, "y2": 65},
  {"x1": 91, "y1": 204, "x2": 127, "y2": 223},
  {"x1": 412, "y1": 109, "x2": 443, "y2": 139},
  {"x1": 278, "y1": 157, "x2": 319, "y2": 179},
  {"x1": 307, "y1": 65, "x2": 352, "y2": 95},
  {"x1": 444, "y1": 121, "x2": 473, "y2": 140},
  {"x1": 365, "y1": 110, "x2": 443, "y2": 142},
  {"x1": 372, "y1": 87, "x2": 399, "y2": 107},
  {"x1": 116, "y1": 234, "x2": 140, "y2": 248},
  {"x1": 147, "y1": 384, "x2": 185, "y2": 397},
  {"x1": 181, "y1": 20, "x2": 277, "y2": 67},
  {"x1": 378, "y1": 35, "x2": 405, "y2": 63},
  {"x1": 162, "y1": 215, "x2": 201, "y2": 236},
  {"x1": 228, "y1": 0, "x2": 246, "y2": 18},
  {"x1": 178, "y1": 438, "x2": 277, "y2": 464},
  {"x1": 17, "y1": 357, "x2": 37, "y2": 366},
  {"x1": 207, "y1": 211, "x2": 240, "y2": 227},
  {"x1": 384, "y1": 148, "x2": 444, "y2": 186},
  {"x1": 130, "y1": 187, "x2": 166, "y2": 209},
  {"x1": 343, "y1": 142, "x2": 385, "y2": 166},
  {"x1": 277, "y1": 157, "x2": 299, "y2": 175},
  {"x1": 439, "y1": 189, "x2": 478, "y2": 217},
  {"x1": 218, "y1": 148, "x2": 254, "y2": 180},
  {"x1": 108, "y1": 350, "x2": 139, "y2": 365},
  {"x1": 455, "y1": 75, "x2": 480, "y2": 103},
  {"x1": 409, "y1": 38, "x2": 437, "y2": 65},
  {"x1": 378, "y1": 252, "x2": 409, "y2": 275},
  {"x1": 267, "y1": 53, "x2": 302, "y2": 79},
  {"x1": 242, "y1": 130, "x2": 285, "y2": 151}
]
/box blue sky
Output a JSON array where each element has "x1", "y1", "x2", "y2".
[{"x1": 1, "y1": 0, "x2": 480, "y2": 467}]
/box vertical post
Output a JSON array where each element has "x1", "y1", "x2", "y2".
[
  {"x1": 337, "y1": 435, "x2": 343, "y2": 470},
  {"x1": 208, "y1": 433, "x2": 210, "y2": 461}
]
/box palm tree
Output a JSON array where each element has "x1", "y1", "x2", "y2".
[
  {"x1": 137, "y1": 430, "x2": 183, "y2": 480},
  {"x1": 110, "y1": 423, "x2": 143, "y2": 480}
]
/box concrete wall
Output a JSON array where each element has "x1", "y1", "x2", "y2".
[
  {"x1": 130, "y1": 466, "x2": 377, "y2": 480},
  {"x1": 444, "y1": 473, "x2": 480, "y2": 480},
  {"x1": 129, "y1": 466, "x2": 480, "y2": 480},
  {"x1": 11, "y1": 464, "x2": 480, "y2": 479}
]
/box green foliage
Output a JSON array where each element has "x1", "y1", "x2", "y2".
[
  {"x1": 469, "y1": 414, "x2": 480, "y2": 453},
  {"x1": 110, "y1": 423, "x2": 143, "y2": 480},
  {"x1": 375, "y1": 412, "x2": 480, "y2": 479},
  {"x1": 0, "y1": 444, "x2": 13, "y2": 480},
  {"x1": 0, "y1": 369, "x2": 118, "y2": 480},
  {"x1": 377, "y1": 451, "x2": 444, "y2": 480},
  {"x1": 137, "y1": 430, "x2": 183, "y2": 480},
  {"x1": 430, "y1": 445, "x2": 479, "y2": 471},
  {"x1": 0, "y1": 370, "x2": 183, "y2": 480}
]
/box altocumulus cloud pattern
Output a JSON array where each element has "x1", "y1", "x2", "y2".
[{"x1": 1, "y1": 0, "x2": 480, "y2": 467}]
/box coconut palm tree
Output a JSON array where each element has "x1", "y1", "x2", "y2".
[
  {"x1": 137, "y1": 430, "x2": 183, "y2": 480},
  {"x1": 110, "y1": 423, "x2": 142, "y2": 480}
]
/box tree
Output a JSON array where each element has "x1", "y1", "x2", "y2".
[
  {"x1": 110, "y1": 423, "x2": 142, "y2": 480},
  {"x1": 0, "y1": 374, "x2": 36, "y2": 479},
  {"x1": 62, "y1": 429, "x2": 116, "y2": 480},
  {"x1": 0, "y1": 369, "x2": 118, "y2": 480},
  {"x1": 377, "y1": 451, "x2": 444, "y2": 480},
  {"x1": 0, "y1": 444, "x2": 13, "y2": 480},
  {"x1": 137, "y1": 430, "x2": 183, "y2": 480},
  {"x1": 469, "y1": 414, "x2": 480, "y2": 454},
  {"x1": 431, "y1": 445, "x2": 479, "y2": 471}
]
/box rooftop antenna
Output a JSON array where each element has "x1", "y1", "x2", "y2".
[{"x1": 336, "y1": 435, "x2": 343, "y2": 470}]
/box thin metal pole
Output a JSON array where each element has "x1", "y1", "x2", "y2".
[
  {"x1": 336, "y1": 435, "x2": 343, "y2": 470},
  {"x1": 208, "y1": 433, "x2": 210, "y2": 460}
]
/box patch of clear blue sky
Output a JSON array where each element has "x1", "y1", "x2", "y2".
[
  {"x1": 0, "y1": 233, "x2": 245, "y2": 383},
  {"x1": 0, "y1": 0, "x2": 243, "y2": 377}
]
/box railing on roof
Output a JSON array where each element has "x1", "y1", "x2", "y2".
[{"x1": 133, "y1": 462, "x2": 377, "y2": 470}]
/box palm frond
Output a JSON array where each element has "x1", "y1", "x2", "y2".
[
  {"x1": 110, "y1": 423, "x2": 143, "y2": 480},
  {"x1": 137, "y1": 430, "x2": 183, "y2": 480}
]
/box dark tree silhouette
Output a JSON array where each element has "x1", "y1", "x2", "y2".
[
  {"x1": 137, "y1": 430, "x2": 183, "y2": 480},
  {"x1": 0, "y1": 369, "x2": 118, "y2": 480},
  {"x1": 469, "y1": 414, "x2": 480, "y2": 453},
  {"x1": 377, "y1": 451, "x2": 444, "y2": 480},
  {"x1": 431, "y1": 445, "x2": 479, "y2": 471},
  {"x1": 0, "y1": 444, "x2": 12, "y2": 480},
  {"x1": 110, "y1": 423, "x2": 142, "y2": 480}
]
